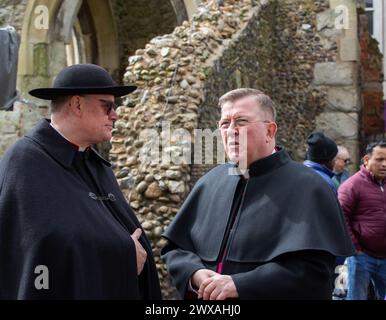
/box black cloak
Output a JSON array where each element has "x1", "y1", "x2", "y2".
[
  {"x1": 0, "y1": 119, "x2": 161, "y2": 299},
  {"x1": 162, "y1": 148, "x2": 355, "y2": 299}
]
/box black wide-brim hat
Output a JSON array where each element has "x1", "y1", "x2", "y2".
[{"x1": 29, "y1": 64, "x2": 137, "y2": 100}]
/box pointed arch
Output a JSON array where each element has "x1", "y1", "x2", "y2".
[{"x1": 17, "y1": 0, "x2": 119, "y2": 100}]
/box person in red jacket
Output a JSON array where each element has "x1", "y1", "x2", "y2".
[{"x1": 338, "y1": 141, "x2": 386, "y2": 300}]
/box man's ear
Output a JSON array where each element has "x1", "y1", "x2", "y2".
[
  {"x1": 363, "y1": 154, "x2": 369, "y2": 167},
  {"x1": 266, "y1": 122, "x2": 278, "y2": 142},
  {"x1": 68, "y1": 96, "x2": 83, "y2": 116},
  {"x1": 326, "y1": 159, "x2": 335, "y2": 171}
]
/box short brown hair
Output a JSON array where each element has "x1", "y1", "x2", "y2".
[{"x1": 218, "y1": 88, "x2": 276, "y2": 121}]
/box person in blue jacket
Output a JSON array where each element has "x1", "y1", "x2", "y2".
[{"x1": 303, "y1": 131, "x2": 338, "y2": 194}]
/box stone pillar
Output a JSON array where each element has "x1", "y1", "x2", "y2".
[
  {"x1": 313, "y1": 0, "x2": 361, "y2": 170},
  {"x1": 182, "y1": 0, "x2": 200, "y2": 20}
]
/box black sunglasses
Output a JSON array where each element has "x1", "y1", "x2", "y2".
[
  {"x1": 78, "y1": 95, "x2": 117, "y2": 115},
  {"x1": 98, "y1": 99, "x2": 117, "y2": 115}
]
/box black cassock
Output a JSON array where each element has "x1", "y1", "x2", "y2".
[
  {"x1": 162, "y1": 148, "x2": 355, "y2": 299},
  {"x1": 0, "y1": 119, "x2": 161, "y2": 299}
]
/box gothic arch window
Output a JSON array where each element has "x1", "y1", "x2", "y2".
[
  {"x1": 65, "y1": 1, "x2": 97, "y2": 66},
  {"x1": 66, "y1": 22, "x2": 83, "y2": 65}
]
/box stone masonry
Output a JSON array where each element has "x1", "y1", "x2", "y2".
[{"x1": 0, "y1": 0, "x2": 27, "y2": 32}]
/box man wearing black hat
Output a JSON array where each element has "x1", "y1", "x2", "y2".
[
  {"x1": 303, "y1": 131, "x2": 339, "y2": 194},
  {"x1": 303, "y1": 131, "x2": 346, "y2": 299},
  {"x1": 0, "y1": 64, "x2": 161, "y2": 299}
]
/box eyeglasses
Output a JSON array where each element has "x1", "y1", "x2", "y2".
[
  {"x1": 337, "y1": 157, "x2": 351, "y2": 165},
  {"x1": 79, "y1": 95, "x2": 117, "y2": 115},
  {"x1": 218, "y1": 118, "x2": 270, "y2": 130},
  {"x1": 98, "y1": 99, "x2": 117, "y2": 115}
]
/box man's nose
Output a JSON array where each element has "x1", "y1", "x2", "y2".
[
  {"x1": 227, "y1": 125, "x2": 239, "y2": 140},
  {"x1": 228, "y1": 120, "x2": 240, "y2": 132},
  {"x1": 109, "y1": 109, "x2": 118, "y2": 120}
]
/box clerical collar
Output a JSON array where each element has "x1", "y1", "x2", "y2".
[
  {"x1": 241, "y1": 149, "x2": 276, "y2": 179},
  {"x1": 247, "y1": 146, "x2": 290, "y2": 177},
  {"x1": 25, "y1": 119, "x2": 111, "y2": 168},
  {"x1": 50, "y1": 122, "x2": 88, "y2": 151}
]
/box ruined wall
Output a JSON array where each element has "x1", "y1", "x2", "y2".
[
  {"x1": 194, "y1": 0, "x2": 341, "y2": 165},
  {"x1": 0, "y1": 101, "x2": 46, "y2": 157},
  {"x1": 274, "y1": 0, "x2": 337, "y2": 160},
  {"x1": 194, "y1": 0, "x2": 361, "y2": 165},
  {"x1": 111, "y1": 0, "x2": 182, "y2": 80},
  {"x1": 0, "y1": 0, "x2": 29, "y2": 157},
  {"x1": 0, "y1": 0, "x2": 27, "y2": 31},
  {"x1": 183, "y1": 0, "x2": 357, "y2": 175}
]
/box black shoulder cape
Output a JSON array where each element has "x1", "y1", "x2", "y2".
[
  {"x1": 163, "y1": 148, "x2": 355, "y2": 263},
  {"x1": 0, "y1": 119, "x2": 161, "y2": 299}
]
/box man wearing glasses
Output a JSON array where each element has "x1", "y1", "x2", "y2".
[
  {"x1": 332, "y1": 145, "x2": 351, "y2": 189},
  {"x1": 162, "y1": 88, "x2": 354, "y2": 300},
  {"x1": 0, "y1": 64, "x2": 161, "y2": 299}
]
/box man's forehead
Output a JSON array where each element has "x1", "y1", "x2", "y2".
[
  {"x1": 372, "y1": 146, "x2": 386, "y2": 155},
  {"x1": 221, "y1": 97, "x2": 260, "y2": 115},
  {"x1": 339, "y1": 149, "x2": 349, "y2": 157},
  {"x1": 220, "y1": 110, "x2": 249, "y2": 118}
]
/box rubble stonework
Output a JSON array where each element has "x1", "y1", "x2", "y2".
[
  {"x1": 0, "y1": 0, "x2": 27, "y2": 32},
  {"x1": 111, "y1": 0, "x2": 182, "y2": 80},
  {"x1": 272, "y1": 0, "x2": 337, "y2": 160},
  {"x1": 0, "y1": 0, "x2": 29, "y2": 157}
]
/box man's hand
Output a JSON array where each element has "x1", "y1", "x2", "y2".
[
  {"x1": 131, "y1": 228, "x2": 147, "y2": 275},
  {"x1": 198, "y1": 274, "x2": 239, "y2": 300},
  {"x1": 191, "y1": 269, "x2": 217, "y2": 290}
]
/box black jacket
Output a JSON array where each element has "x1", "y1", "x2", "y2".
[
  {"x1": 0, "y1": 119, "x2": 161, "y2": 299},
  {"x1": 162, "y1": 148, "x2": 355, "y2": 299}
]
